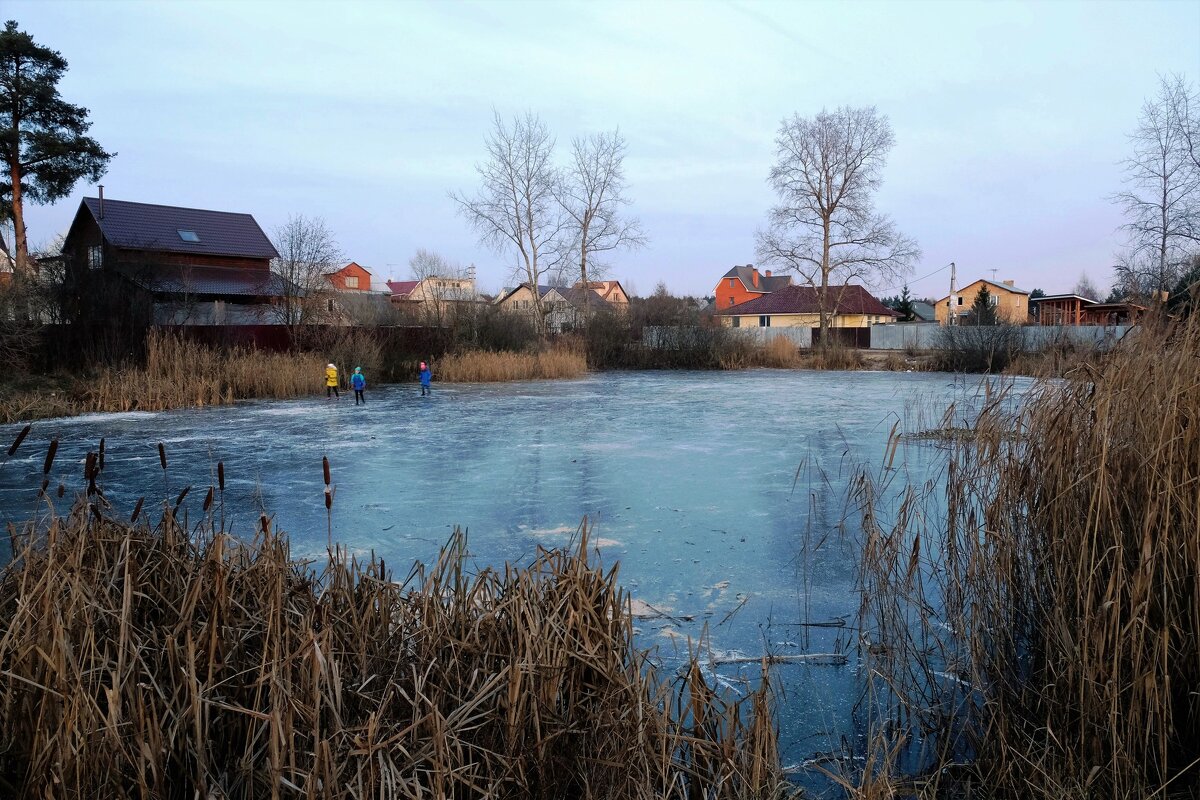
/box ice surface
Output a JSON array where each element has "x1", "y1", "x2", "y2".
[{"x1": 0, "y1": 369, "x2": 1027, "y2": 773}]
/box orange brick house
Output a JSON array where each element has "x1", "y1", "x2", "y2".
[
  {"x1": 326, "y1": 261, "x2": 372, "y2": 291},
  {"x1": 713, "y1": 264, "x2": 792, "y2": 310}
]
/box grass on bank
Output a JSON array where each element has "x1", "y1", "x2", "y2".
[
  {"x1": 849, "y1": 310, "x2": 1200, "y2": 798},
  {"x1": 436, "y1": 346, "x2": 589, "y2": 382},
  {"x1": 0, "y1": 447, "x2": 791, "y2": 799}
]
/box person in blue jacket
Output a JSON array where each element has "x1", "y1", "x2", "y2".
[
  {"x1": 419, "y1": 361, "x2": 432, "y2": 396},
  {"x1": 351, "y1": 366, "x2": 366, "y2": 405}
]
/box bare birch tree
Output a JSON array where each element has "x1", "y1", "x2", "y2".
[
  {"x1": 1112, "y1": 75, "x2": 1200, "y2": 298},
  {"x1": 556, "y1": 130, "x2": 645, "y2": 306},
  {"x1": 755, "y1": 106, "x2": 918, "y2": 340},
  {"x1": 452, "y1": 112, "x2": 563, "y2": 338},
  {"x1": 408, "y1": 247, "x2": 472, "y2": 325},
  {"x1": 270, "y1": 214, "x2": 342, "y2": 329}
]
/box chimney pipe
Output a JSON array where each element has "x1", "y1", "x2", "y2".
[
  {"x1": 765, "y1": 270, "x2": 772, "y2": 278},
  {"x1": 98, "y1": 185, "x2": 104, "y2": 219}
]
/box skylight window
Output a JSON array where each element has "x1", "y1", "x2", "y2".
[{"x1": 177, "y1": 229, "x2": 200, "y2": 243}]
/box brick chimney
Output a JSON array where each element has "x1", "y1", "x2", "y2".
[
  {"x1": 765, "y1": 270, "x2": 772, "y2": 278},
  {"x1": 1003, "y1": 279, "x2": 1014, "y2": 287},
  {"x1": 98, "y1": 185, "x2": 104, "y2": 219},
  {"x1": 752, "y1": 269, "x2": 758, "y2": 287}
]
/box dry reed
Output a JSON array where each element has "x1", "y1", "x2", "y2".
[
  {"x1": 849, "y1": 310, "x2": 1200, "y2": 797},
  {"x1": 0, "y1": 449, "x2": 791, "y2": 799},
  {"x1": 437, "y1": 347, "x2": 589, "y2": 382}
]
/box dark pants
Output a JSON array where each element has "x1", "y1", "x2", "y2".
[
  {"x1": 354, "y1": 389, "x2": 364, "y2": 405},
  {"x1": 421, "y1": 384, "x2": 430, "y2": 396},
  {"x1": 327, "y1": 385, "x2": 339, "y2": 398}
]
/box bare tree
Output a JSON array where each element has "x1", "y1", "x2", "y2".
[
  {"x1": 407, "y1": 248, "x2": 473, "y2": 326},
  {"x1": 1074, "y1": 272, "x2": 1100, "y2": 300},
  {"x1": 1112, "y1": 75, "x2": 1200, "y2": 298},
  {"x1": 556, "y1": 130, "x2": 645, "y2": 306},
  {"x1": 270, "y1": 214, "x2": 342, "y2": 329},
  {"x1": 452, "y1": 112, "x2": 564, "y2": 338},
  {"x1": 755, "y1": 106, "x2": 919, "y2": 339}
]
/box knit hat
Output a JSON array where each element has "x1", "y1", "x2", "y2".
[
  {"x1": 327, "y1": 363, "x2": 335, "y2": 369},
  {"x1": 354, "y1": 367, "x2": 361, "y2": 373}
]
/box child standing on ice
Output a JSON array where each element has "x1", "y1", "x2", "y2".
[
  {"x1": 419, "y1": 361, "x2": 432, "y2": 396},
  {"x1": 351, "y1": 366, "x2": 366, "y2": 405},
  {"x1": 325, "y1": 363, "x2": 339, "y2": 399}
]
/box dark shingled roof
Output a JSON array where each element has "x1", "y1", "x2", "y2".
[
  {"x1": 82, "y1": 198, "x2": 279, "y2": 260},
  {"x1": 720, "y1": 264, "x2": 792, "y2": 293},
  {"x1": 716, "y1": 284, "x2": 898, "y2": 317},
  {"x1": 115, "y1": 264, "x2": 295, "y2": 298},
  {"x1": 554, "y1": 285, "x2": 607, "y2": 308}
]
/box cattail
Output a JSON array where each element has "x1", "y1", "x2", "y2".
[
  {"x1": 173, "y1": 486, "x2": 190, "y2": 511},
  {"x1": 57, "y1": 484, "x2": 65, "y2": 499},
  {"x1": 322, "y1": 456, "x2": 331, "y2": 486},
  {"x1": 130, "y1": 497, "x2": 144, "y2": 523},
  {"x1": 260, "y1": 514, "x2": 270, "y2": 535},
  {"x1": 324, "y1": 486, "x2": 332, "y2": 511},
  {"x1": 158, "y1": 442, "x2": 167, "y2": 470},
  {"x1": 42, "y1": 439, "x2": 58, "y2": 475},
  {"x1": 98, "y1": 438, "x2": 105, "y2": 471},
  {"x1": 203, "y1": 487, "x2": 214, "y2": 512},
  {"x1": 217, "y1": 461, "x2": 225, "y2": 491},
  {"x1": 7, "y1": 424, "x2": 31, "y2": 457}
]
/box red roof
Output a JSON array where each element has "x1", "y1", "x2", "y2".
[
  {"x1": 716, "y1": 284, "x2": 897, "y2": 317},
  {"x1": 386, "y1": 280, "x2": 419, "y2": 296}
]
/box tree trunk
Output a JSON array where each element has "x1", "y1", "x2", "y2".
[
  {"x1": 819, "y1": 216, "x2": 831, "y2": 344},
  {"x1": 579, "y1": 217, "x2": 591, "y2": 309},
  {"x1": 9, "y1": 157, "x2": 30, "y2": 276}
]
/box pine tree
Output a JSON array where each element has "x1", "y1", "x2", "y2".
[
  {"x1": 1, "y1": 20, "x2": 113, "y2": 274},
  {"x1": 896, "y1": 284, "x2": 916, "y2": 322},
  {"x1": 971, "y1": 285, "x2": 997, "y2": 325}
]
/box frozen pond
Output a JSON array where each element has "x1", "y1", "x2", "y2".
[{"x1": 0, "y1": 369, "x2": 1019, "y2": 775}]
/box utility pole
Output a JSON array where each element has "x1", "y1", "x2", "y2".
[{"x1": 948, "y1": 262, "x2": 958, "y2": 326}]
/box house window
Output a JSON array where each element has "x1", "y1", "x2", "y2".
[
  {"x1": 87, "y1": 245, "x2": 103, "y2": 269},
  {"x1": 989, "y1": 295, "x2": 998, "y2": 307},
  {"x1": 728, "y1": 279, "x2": 735, "y2": 288},
  {"x1": 731, "y1": 317, "x2": 740, "y2": 328},
  {"x1": 177, "y1": 230, "x2": 200, "y2": 243},
  {"x1": 728, "y1": 297, "x2": 734, "y2": 306},
  {"x1": 759, "y1": 315, "x2": 770, "y2": 327},
  {"x1": 957, "y1": 297, "x2": 964, "y2": 305},
  {"x1": 345, "y1": 276, "x2": 359, "y2": 288}
]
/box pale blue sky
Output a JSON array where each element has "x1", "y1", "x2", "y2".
[{"x1": 9, "y1": 0, "x2": 1200, "y2": 298}]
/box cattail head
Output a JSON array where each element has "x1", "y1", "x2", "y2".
[
  {"x1": 158, "y1": 443, "x2": 167, "y2": 471},
  {"x1": 203, "y1": 487, "x2": 214, "y2": 512},
  {"x1": 324, "y1": 486, "x2": 332, "y2": 510},
  {"x1": 217, "y1": 461, "x2": 225, "y2": 491},
  {"x1": 7, "y1": 424, "x2": 31, "y2": 457},
  {"x1": 130, "y1": 497, "x2": 144, "y2": 523},
  {"x1": 322, "y1": 456, "x2": 331, "y2": 486},
  {"x1": 98, "y1": 438, "x2": 105, "y2": 471},
  {"x1": 42, "y1": 439, "x2": 58, "y2": 476}
]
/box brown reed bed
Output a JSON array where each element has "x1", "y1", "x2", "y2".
[
  {"x1": 0, "y1": 443, "x2": 791, "y2": 799},
  {"x1": 848, "y1": 310, "x2": 1200, "y2": 798},
  {"x1": 0, "y1": 331, "x2": 330, "y2": 423},
  {"x1": 437, "y1": 347, "x2": 589, "y2": 382}
]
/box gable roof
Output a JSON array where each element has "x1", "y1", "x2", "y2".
[
  {"x1": 326, "y1": 261, "x2": 373, "y2": 276},
  {"x1": 719, "y1": 264, "x2": 793, "y2": 293},
  {"x1": 716, "y1": 284, "x2": 898, "y2": 317},
  {"x1": 553, "y1": 284, "x2": 607, "y2": 308},
  {"x1": 495, "y1": 283, "x2": 557, "y2": 304},
  {"x1": 386, "y1": 279, "x2": 419, "y2": 296},
  {"x1": 937, "y1": 278, "x2": 1030, "y2": 303},
  {"x1": 78, "y1": 198, "x2": 279, "y2": 259}
]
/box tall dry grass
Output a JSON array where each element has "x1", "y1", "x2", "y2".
[
  {"x1": 437, "y1": 347, "x2": 588, "y2": 382},
  {"x1": 849, "y1": 310, "x2": 1200, "y2": 797},
  {"x1": 0, "y1": 331, "x2": 334, "y2": 422},
  {"x1": 0, "y1": 447, "x2": 792, "y2": 799}
]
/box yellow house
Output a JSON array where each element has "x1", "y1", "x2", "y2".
[
  {"x1": 715, "y1": 284, "x2": 898, "y2": 328},
  {"x1": 935, "y1": 279, "x2": 1029, "y2": 325}
]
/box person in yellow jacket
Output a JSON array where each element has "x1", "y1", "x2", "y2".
[{"x1": 325, "y1": 363, "x2": 340, "y2": 399}]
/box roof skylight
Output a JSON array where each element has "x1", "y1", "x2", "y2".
[{"x1": 177, "y1": 229, "x2": 200, "y2": 243}]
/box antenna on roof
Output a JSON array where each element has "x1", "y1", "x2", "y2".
[{"x1": 989, "y1": 268, "x2": 997, "y2": 281}]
